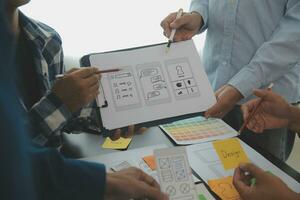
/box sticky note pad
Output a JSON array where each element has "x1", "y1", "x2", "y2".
[
  {"x1": 143, "y1": 155, "x2": 156, "y2": 170},
  {"x1": 208, "y1": 176, "x2": 240, "y2": 200},
  {"x1": 102, "y1": 137, "x2": 132, "y2": 150},
  {"x1": 212, "y1": 138, "x2": 249, "y2": 170}
]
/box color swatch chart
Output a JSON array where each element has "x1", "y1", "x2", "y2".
[{"x1": 160, "y1": 117, "x2": 238, "y2": 145}]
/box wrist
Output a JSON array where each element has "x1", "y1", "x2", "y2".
[{"x1": 287, "y1": 105, "x2": 300, "y2": 133}]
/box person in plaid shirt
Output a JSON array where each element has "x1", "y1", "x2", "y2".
[{"x1": 7, "y1": 0, "x2": 136, "y2": 148}]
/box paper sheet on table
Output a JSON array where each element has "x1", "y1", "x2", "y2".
[
  {"x1": 186, "y1": 138, "x2": 300, "y2": 193},
  {"x1": 212, "y1": 138, "x2": 249, "y2": 170},
  {"x1": 89, "y1": 40, "x2": 216, "y2": 130},
  {"x1": 208, "y1": 176, "x2": 240, "y2": 200},
  {"x1": 154, "y1": 147, "x2": 197, "y2": 200},
  {"x1": 81, "y1": 144, "x2": 168, "y2": 182}
]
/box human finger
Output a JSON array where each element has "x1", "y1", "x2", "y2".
[
  {"x1": 110, "y1": 129, "x2": 122, "y2": 141},
  {"x1": 123, "y1": 125, "x2": 135, "y2": 138},
  {"x1": 73, "y1": 67, "x2": 99, "y2": 79},
  {"x1": 137, "y1": 127, "x2": 148, "y2": 135},
  {"x1": 66, "y1": 67, "x2": 79, "y2": 74},
  {"x1": 160, "y1": 13, "x2": 177, "y2": 37},
  {"x1": 239, "y1": 163, "x2": 265, "y2": 181},
  {"x1": 233, "y1": 167, "x2": 250, "y2": 198},
  {"x1": 137, "y1": 169, "x2": 161, "y2": 190},
  {"x1": 170, "y1": 14, "x2": 191, "y2": 29},
  {"x1": 205, "y1": 101, "x2": 225, "y2": 118},
  {"x1": 83, "y1": 74, "x2": 101, "y2": 87}
]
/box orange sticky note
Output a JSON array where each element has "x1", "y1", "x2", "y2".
[
  {"x1": 102, "y1": 137, "x2": 132, "y2": 150},
  {"x1": 212, "y1": 138, "x2": 249, "y2": 170},
  {"x1": 143, "y1": 155, "x2": 156, "y2": 170},
  {"x1": 208, "y1": 176, "x2": 240, "y2": 200}
]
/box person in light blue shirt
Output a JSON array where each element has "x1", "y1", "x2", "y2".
[{"x1": 161, "y1": 0, "x2": 300, "y2": 161}]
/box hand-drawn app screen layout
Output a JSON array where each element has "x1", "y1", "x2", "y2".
[{"x1": 108, "y1": 67, "x2": 141, "y2": 111}]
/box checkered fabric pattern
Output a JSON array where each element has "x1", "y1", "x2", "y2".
[{"x1": 19, "y1": 12, "x2": 88, "y2": 147}]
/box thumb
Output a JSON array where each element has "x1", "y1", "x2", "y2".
[
  {"x1": 253, "y1": 89, "x2": 274, "y2": 101},
  {"x1": 170, "y1": 15, "x2": 190, "y2": 29},
  {"x1": 239, "y1": 163, "x2": 265, "y2": 180}
]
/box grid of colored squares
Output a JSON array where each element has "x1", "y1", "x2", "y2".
[{"x1": 161, "y1": 117, "x2": 234, "y2": 142}]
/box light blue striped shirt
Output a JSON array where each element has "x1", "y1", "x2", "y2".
[{"x1": 190, "y1": 0, "x2": 300, "y2": 104}]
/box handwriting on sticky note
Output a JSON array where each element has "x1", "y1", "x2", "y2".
[
  {"x1": 208, "y1": 176, "x2": 240, "y2": 200},
  {"x1": 102, "y1": 137, "x2": 132, "y2": 150},
  {"x1": 212, "y1": 138, "x2": 249, "y2": 170},
  {"x1": 143, "y1": 155, "x2": 156, "y2": 170}
]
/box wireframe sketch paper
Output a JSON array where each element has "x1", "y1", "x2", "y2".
[
  {"x1": 88, "y1": 40, "x2": 216, "y2": 130},
  {"x1": 154, "y1": 147, "x2": 198, "y2": 200}
]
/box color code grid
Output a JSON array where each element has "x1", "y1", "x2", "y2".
[{"x1": 160, "y1": 117, "x2": 238, "y2": 145}]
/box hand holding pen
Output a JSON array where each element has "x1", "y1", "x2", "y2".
[
  {"x1": 53, "y1": 67, "x2": 120, "y2": 113},
  {"x1": 161, "y1": 8, "x2": 203, "y2": 51}
]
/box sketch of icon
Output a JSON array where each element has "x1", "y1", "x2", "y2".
[
  {"x1": 140, "y1": 68, "x2": 158, "y2": 78},
  {"x1": 176, "y1": 65, "x2": 185, "y2": 76},
  {"x1": 166, "y1": 185, "x2": 176, "y2": 196},
  {"x1": 153, "y1": 84, "x2": 166, "y2": 90},
  {"x1": 115, "y1": 72, "x2": 132, "y2": 79},
  {"x1": 179, "y1": 183, "x2": 190, "y2": 194},
  {"x1": 175, "y1": 89, "x2": 188, "y2": 97},
  {"x1": 176, "y1": 82, "x2": 182, "y2": 88},
  {"x1": 151, "y1": 75, "x2": 163, "y2": 83},
  {"x1": 161, "y1": 170, "x2": 173, "y2": 182},
  {"x1": 159, "y1": 158, "x2": 171, "y2": 169},
  {"x1": 147, "y1": 91, "x2": 160, "y2": 99},
  {"x1": 184, "y1": 79, "x2": 196, "y2": 87},
  {"x1": 187, "y1": 87, "x2": 199, "y2": 95},
  {"x1": 115, "y1": 88, "x2": 120, "y2": 94}
]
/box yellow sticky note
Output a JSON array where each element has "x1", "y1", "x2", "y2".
[
  {"x1": 102, "y1": 137, "x2": 132, "y2": 150},
  {"x1": 208, "y1": 176, "x2": 240, "y2": 200},
  {"x1": 143, "y1": 155, "x2": 156, "y2": 170},
  {"x1": 212, "y1": 138, "x2": 249, "y2": 170}
]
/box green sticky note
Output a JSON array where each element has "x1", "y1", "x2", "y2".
[{"x1": 198, "y1": 194, "x2": 207, "y2": 200}]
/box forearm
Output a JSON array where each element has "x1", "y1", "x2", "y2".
[{"x1": 288, "y1": 105, "x2": 300, "y2": 133}]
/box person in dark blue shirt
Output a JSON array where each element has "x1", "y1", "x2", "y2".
[{"x1": 0, "y1": 0, "x2": 167, "y2": 199}]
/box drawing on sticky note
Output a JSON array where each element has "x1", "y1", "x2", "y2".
[
  {"x1": 137, "y1": 62, "x2": 171, "y2": 106},
  {"x1": 108, "y1": 67, "x2": 141, "y2": 111},
  {"x1": 212, "y1": 138, "x2": 249, "y2": 170},
  {"x1": 208, "y1": 176, "x2": 240, "y2": 200},
  {"x1": 165, "y1": 58, "x2": 200, "y2": 99}
]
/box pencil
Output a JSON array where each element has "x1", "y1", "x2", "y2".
[
  {"x1": 165, "y1": 8, "x2": 183, "y2": 53},
  {"x1": 55, "y1": 68, "x2": 121, "y2": 79},
  {"x1": 238, "y1": 83, "x2": 274, "y2": 134}
]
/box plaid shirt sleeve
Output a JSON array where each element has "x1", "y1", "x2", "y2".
[{"x1": 22, "y1": 18, "x2": 74, "y2": 146}]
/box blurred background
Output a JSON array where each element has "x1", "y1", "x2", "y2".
[{"x1": 21, "y1": 0, "x2": 206, "y2": 66}]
